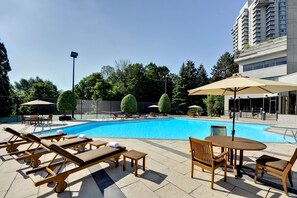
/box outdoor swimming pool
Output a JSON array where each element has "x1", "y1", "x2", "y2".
[{"x1": 51, "y1": 118, "x2": 292, "y2": 142}]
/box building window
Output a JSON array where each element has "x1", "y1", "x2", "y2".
[
  {"x1": 243, "y1": 56, "x2": 287, "y2": 72},
  {"x1": 289, "y1": 91, "x2": 297, "y2": 115}
]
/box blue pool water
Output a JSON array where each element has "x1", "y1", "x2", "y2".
[{"x1": 49, "y1": 118, "x2": 292, "y2": 142}]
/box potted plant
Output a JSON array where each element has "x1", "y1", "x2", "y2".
[{"x1": 57, "y1": 90, "x2": 77, "y2": 121}]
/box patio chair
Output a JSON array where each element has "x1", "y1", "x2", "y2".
[
  {"x1": 20, "y1": 115, "x2": 29, "y2": 125},
  {"x1": 0, "y1": 127, "x2": 66, "y2": 153},
  {"x1": 26, "y1": 139, "x2": 126, "y2": 193},
  {"x1": 254, "y1": 148, "x2": 297, "y2": 196},
  {"x1": 29, "y1": 115, "x2": 39, "y2": 125},
  {"x1": 211, "y1": 125, "x2": 228, "y2": 153},
  {"x1": 42, "y1": 114, "x2": 53, "y2": 124},
  {"x1": 210, "y1": 125, "x2": 227, "y2": 136},
  {"x1": 11, "y1": 131, "x2": 93, "y2": 168},
  {"x1": 189, "y1": 137, "x2": 228, "y2": 189}
]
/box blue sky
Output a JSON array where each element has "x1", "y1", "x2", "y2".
[{"x1": 0, "y1": 0, "x2": 246, "y2": 91}]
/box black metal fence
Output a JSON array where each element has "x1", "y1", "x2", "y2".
[{"x1": 0, "y1": 97, "x2": 155, "y2": 123}]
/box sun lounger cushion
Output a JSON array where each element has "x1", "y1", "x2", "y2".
[
  {"x1": 75, "y1": 146, "x2": 126, "y2": 165},
  {"x1": 40, "y1": 139, "x2": 126, "y2": 166},
  {"x1": 55, "y1": 137, "x2": 92, "y2": 147}
]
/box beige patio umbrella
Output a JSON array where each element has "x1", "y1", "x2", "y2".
[
  {"x1": 148, "y1": 104, "x2": 159, "y2": 113},
  {"x1": 148, "y1": 105, "x2": 159, "y2": 108},
  {"x1": 21, "y1": 99, "x2": 54, "y2": 115},
  {"x1": 188, "y1": 105, "x2": 202, "y2": 109},
  {"x1": 188, "y1": 74, "x2": 297, "y2": 141},
  {"x1": 21, "y1": 99, "x2": 54, "y2": 106}
]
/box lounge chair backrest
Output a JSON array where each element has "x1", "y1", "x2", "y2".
[
  {"x1": 189, "y1": 137, "x2": 213, "y2": 165},
  {"x1": 4, "y1": 127, "x2": 31, "y2": 141},
  {"x1": 210, "y1": 126, "x2": 227, "y2": 136},
  {"x1": 40, "y1": 139, "x2": 84, "y2": 165},
  {"x1": 22, "y1": 132, "x2": 42, "y2": 143},
  {"x1": 4, "y1": 127, "x2": 21, "y2": 136}
]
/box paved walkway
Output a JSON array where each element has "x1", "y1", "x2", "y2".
[{"x1": 0, "y1": 119, "x2": 296, "y2": 198}]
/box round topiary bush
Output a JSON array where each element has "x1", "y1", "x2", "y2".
[
  {"x1": 121, "y1": 94, "x2": 137, "y2": 114},
  {"x1": 57, "y1": 90, "x2": 77, "y2": 116},
  {"x1": 158, "y1": 93, "x2": 171, "y2": 113}
]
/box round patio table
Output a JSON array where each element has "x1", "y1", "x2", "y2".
[{"x1": 205, "y1": 136, "x2": 267, "y2": 178}]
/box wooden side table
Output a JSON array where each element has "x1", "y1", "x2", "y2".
[
  {"x1": 89, "y1": 140, "x2": 107, "y2": 150},
  {"x1": 122, "y1": 150, "x2": 147, "y2": 176}
]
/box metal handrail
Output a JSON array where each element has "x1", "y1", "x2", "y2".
[{"x1": 283, "y1": 128, "x2": 297, "y2": 145}]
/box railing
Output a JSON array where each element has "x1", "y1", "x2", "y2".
[
  {"x1": 283, "y1": 128, "x2": 297, "y2": 145},
  {"x1": 223, "y1": 110, "x2": 278, "y2": 120}
]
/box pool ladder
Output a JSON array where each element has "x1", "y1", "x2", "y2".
[{"x1": 283, "y1": 128, "x2": 297, "y2": 146}]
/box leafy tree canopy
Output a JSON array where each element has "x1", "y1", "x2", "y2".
[
  {"x1": 75, "y1": 72, "x2": 110, "y2": 100},
  {"x1": 203, "y1": 95, "x2": 224, "y2": 117},
  {"x1": 14, "y1": 77, "x2": 59, "y2": 101}
]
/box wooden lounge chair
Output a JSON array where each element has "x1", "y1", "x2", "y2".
[
  {"x1": 26, "y1": 139, "x2": 126, "y2": 193},
  {"x1": 189, "y1": 137, "x2": 228, "y2": 189},
  {"x1": 0, "y1": 127, "x2": 66, "y2": 153},
  {"x1": 11, "y1": 131, "x2": 93, "y2": 168},
  {"x1": 254, "y1": 148, "x2": 297, "y2": 196}
]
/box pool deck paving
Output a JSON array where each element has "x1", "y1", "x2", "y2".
[{"x1": 0, "y1": 118, "x2": 296, "y2": 198}]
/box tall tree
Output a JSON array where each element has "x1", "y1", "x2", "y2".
[
  {"x1": 210, "y1": 52, "x2": 238, "y2": 82},
  {"x1": 197, "y1": 64, "x2": 209, "y2": 87},
  {"x1": 0, "y1": 42, "x2": 12, "y2": 117},
  {"x1": 172, "y1": 60, "x2": 198, "y2": 113},
  {"x1": 143, "y1": 63, "x2": 171, "y2": 102}
]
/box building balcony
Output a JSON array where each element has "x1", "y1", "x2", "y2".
[
  {"x1": 255, "y1": 0, "x2": 270, "y2": 8},
  {"x1": 266, "y1": 26, "x2": 275, "y2": 31}
]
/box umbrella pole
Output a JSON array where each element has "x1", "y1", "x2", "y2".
[
  {"x1": 230, "y1": 90, "x2": 237, "y2": 167},
  {"x1": 232, "y1": 90, "x2": 237, "y2": 141}
]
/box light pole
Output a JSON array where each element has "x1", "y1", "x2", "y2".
[
  {"x1": 164, "y1": 74, "x2": 169, "y2": 94},
  {"x1": 70, "y1": 51, "x2": 78, "y2": 119}
]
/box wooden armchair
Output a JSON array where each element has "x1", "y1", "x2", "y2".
[
  {"x1": 254, "y1": 148, "x2": 297, "y2": 196},
  {"x1": 29, "y1": 115, "x2": 38, "y2": 125},
  {"x1": 189, "y1": 137, "x2": 228, "y2": 189}
]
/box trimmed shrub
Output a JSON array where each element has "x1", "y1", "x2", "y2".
[
  {"x1": 121, "y1": 94, "x2": 137, "y2": 114},
  {"x1": 57, "y1": 90, "x2": 77, "y2": 115},
  {"x1": 158, "y1": 94, "x2": 171, "y2": 113}
]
